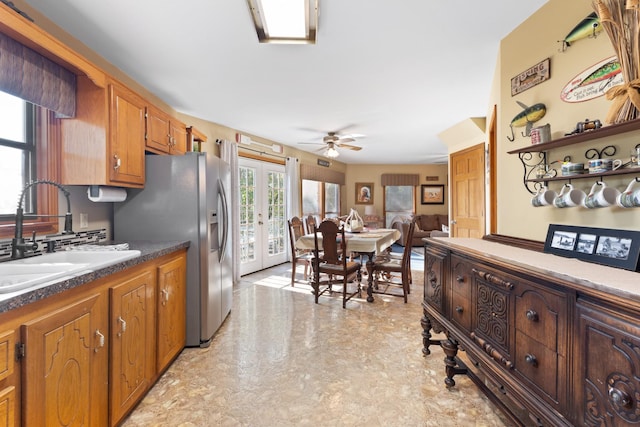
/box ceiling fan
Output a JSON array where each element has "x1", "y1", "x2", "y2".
[{"x1": 298, "y1": 132, "x2": 364, "y2": 158}]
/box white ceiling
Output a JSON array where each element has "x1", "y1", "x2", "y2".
[{"x1": 22, "y1": 0, "x2": 547, "y2": 164}]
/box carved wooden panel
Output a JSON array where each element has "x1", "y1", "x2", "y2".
[
  {"x1": 424, "y1": 246, "x2": 447, "y2": 314},
  {"x1": 110, "y1": 270, "x2": 155, "y2": 425},
  {"x1": 577, "y1": 300, "x2": 640, "y2": 426},
  {"x1": 476, "y1": 282, "x2": 509, "y2": 352},
  {"x1": 450, "y1": 256, "x2": 472, "y2": 331},
  {"x1": 22, "y1": 293, "x2": 107, "y2": 426},
  {"x1": 157, "y1": 254, "x2": 186, "y2": 372}
]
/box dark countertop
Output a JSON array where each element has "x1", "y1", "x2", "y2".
[{"x1": 0, "y1": 240, "x2": 189, "y2": 314}]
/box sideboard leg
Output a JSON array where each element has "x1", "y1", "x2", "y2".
[
  {"x1": 421, "y1": 312, "x2": 439, "y2": 356},
  {"x1": 442, "y1": 338, "x2": 467, "y2": 388}
]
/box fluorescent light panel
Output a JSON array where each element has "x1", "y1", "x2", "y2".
[{"x1": 247, "y1": 0, "x2": 318, "y2": 44}]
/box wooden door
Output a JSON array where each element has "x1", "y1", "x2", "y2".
[
  {"x1": 109, "y1": 82, "x2": 145, "y2": 186},
  {"x1": 22, "y1": 293, "x2": 108, "y2": 426},
  {"x1": 450, "y1": 143, "x2": 485, "y2": 238},
  {"x1": 110, "y1": 270, "x2": 155, "y2": 426},
  {"x1": 156, "y1": 253, "x2": 186, "y2": 372}
]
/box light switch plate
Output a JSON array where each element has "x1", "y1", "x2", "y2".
[{"x1": 80, "y1": 213, "x2": 89, "y2": 229}]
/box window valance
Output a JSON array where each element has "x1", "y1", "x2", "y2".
[
  {"x1": 0, "y1": 32, "x2": 76, "y2": 117},
  {"x1": 300, "y1": 164, "x2": 345, "y2": 185},
  {"x1": 380, "y1": 173, "x2": 419, "y2": 186}
]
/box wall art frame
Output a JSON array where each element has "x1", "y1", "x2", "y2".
[
  {"x1": 355, "y1": 182, "x2": 373, "y2": 205},
  {"x1": 543, "y1": 224, "x2": 640, "y2": 271},
  {"x1": 421, "y1": 184, "x2": 445, "y2": 205}
]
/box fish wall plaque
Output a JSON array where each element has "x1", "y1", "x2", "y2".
[
  {"x1": 559, "y1": 12, "x2": 602, "y2": 51},
  {"x1": 560, "y1": 56, "x2": 623, "y2": 103}
]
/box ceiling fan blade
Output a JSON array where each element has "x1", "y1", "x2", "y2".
[
  {"x1": 336, "y1": 143, "x2": 362, "y2": 151},
  {"x1": 339, "y1": 134, "x2": 366, "y2": 140},
  {"x1": 335, "y1": 137, "x2": 355, "y2": 143}
]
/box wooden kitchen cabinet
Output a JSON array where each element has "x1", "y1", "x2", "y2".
[
  {"x1": 22, "y1": 292, "x2": 109, "y2": 427},
  {"x1": 146, "y1": 105, "x2": 187, "y2": 155},
  {"x1": 109, "y1": 82, "x2": 146, "y2": 185},
  {"x1": 0, "y1": 330, "x2": 17, "y2": 427},
  {"x1": 156, "y1": 253, "x2": 187, "y2": 373},
  {"x1": 60, "y1": 76, "x2": 145, "y2": 188},
  {"x1": 109, "y1": 269, "x2": 156, "y2": 426}
]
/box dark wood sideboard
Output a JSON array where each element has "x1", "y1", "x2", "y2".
[{"x1": 422, "y1": 237, "x2": 640, "y2": 427}]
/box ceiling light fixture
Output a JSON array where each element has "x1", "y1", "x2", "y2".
[
  {"x1": 246, "y1": 0, "x2": 318, "y2": 44},
  {"x1": 325, "y1": 143, "x2": 339, "y2": 158}
]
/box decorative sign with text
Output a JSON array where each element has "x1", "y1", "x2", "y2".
[{"x1": 511, "y1": 58, "x2": 551, "y2": 96}]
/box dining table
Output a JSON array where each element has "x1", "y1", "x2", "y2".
[{"x1": 295, "y1": 228, "x2": 402, "y2": 302}]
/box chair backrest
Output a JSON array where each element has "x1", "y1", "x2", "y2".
[
  {"x1": 313, "y1": 219, "x2": 345, "y2": 265},
  {"x1": 401, "y1": 220, "x2": 417, "y2": 272},
  {"x1": 305, "y1": 215, "x2": 317, "y2": 234},
  {"x1": 288, "y1": 216, "x2": 306, "y2": 257}
]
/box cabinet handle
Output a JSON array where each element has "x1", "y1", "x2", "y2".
[
  {"x1": 113, "y1": 154, "x2": 121, "y2": 171},
  {"x1": 526, "y1": 310, "x2": 539, "y2": 322},
  {"x1": 161, "y1": 289, "x2": 169, "y2": 306},
  {"x1": 455, "y1": 306, "x2": 463, "y2": 314},
  {"x1": 456, "y1": 275, "x2": 464, "y2": 283},
  {"x1": 95, "y1": 329, "x2": 105, "y2": 352},
  {"x1": 117, "y1": 316, "x2": 127, "y2": 337},
  {"x1": 608, "y1": 386, "x2": 632, "y2": 408},
  {"x1": 524, "y1": 353, "x2": 538, "y2": 367}
]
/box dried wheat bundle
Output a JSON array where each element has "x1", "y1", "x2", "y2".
[{"x1": 593, "y1": 0, "x2": 640, "y2": 123}]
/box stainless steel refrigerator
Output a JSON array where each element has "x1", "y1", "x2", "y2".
[{"x1": 114, "y1": 152, "x2": 232, "y2": 347}]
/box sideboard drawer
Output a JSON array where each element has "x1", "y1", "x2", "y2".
[{"x1": 514, "y1": 330, "x2": 562, "y2": 404}]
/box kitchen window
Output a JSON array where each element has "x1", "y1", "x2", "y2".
[{"x1": 0, "y1": 90, "x2": 59, "y2": 238}]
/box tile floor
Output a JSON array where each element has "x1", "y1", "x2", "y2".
[{"x1": 121, "y1": 262, "x2": 508, "y2": 427}]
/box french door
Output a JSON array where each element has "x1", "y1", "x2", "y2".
[{"x1": 238, "y1": 158, "x2": 287, "y2": 276}]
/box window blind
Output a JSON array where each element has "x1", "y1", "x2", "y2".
[{"x1": 0, "y1": 32, "x2": 76, "y2": 117}]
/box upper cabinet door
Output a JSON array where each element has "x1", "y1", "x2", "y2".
[
  {"x1": 109, "y1": 83, "x2": 145, "y2": 186},
  {"x1": 146, "y1": 106, "x2": 171, "y2": 154},
  {"x1": 169, "y1": 120, "x2": 187, "y2": 155}
]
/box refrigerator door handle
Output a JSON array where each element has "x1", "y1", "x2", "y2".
[{"x1": 218, "y1": 178, "x2": 229, "y2": 262}]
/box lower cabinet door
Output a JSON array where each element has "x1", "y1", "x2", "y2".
[
  {"x1": 22, "y1": 292, "x2": 108, "y2": 426},
  {"x1": 156, "y1": 254, "x2": 186, "y2": 372},
  {"x1": 110, "y1": 270, "x2": 156, "y2": 426}
]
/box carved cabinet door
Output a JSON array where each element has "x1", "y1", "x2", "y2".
[
  {"x1": 576, "y1": 298, "x2": 640, "y2": 427},
  {"x1": 110, "y1": 270, "x2": 156, "y2": 425},
  {"x1": 22, "y1": 292, "x2": 109, "y2": 426},
  {"x1": 156, "y1": 253, "x2": 186, "y2": 372}
]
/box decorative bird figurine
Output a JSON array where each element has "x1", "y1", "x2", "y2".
[{"x1": 507, "y1": 101, "x2": 547, "y2": 142}]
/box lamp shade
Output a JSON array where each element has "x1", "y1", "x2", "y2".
[{"x1": 364, "y1": 205, "x2": 376, "y2": 216}]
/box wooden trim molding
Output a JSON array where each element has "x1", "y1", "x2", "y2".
[{"x1": 482, "y1": 234, "x2": 544, "y2": 252}]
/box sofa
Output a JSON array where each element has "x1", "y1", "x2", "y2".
[{"x1": 391, "y1": 214, "x2": 449, "y2": 246}]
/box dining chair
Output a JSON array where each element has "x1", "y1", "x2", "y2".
[
  {"x1": 305, "y1": 214, "x2": 317, "y2": 234},
  {"x1": 287, "y1": 216, "x2": 314, "y2": 287},
  {"x1": 370, "y1": 220, "x2": 416, "y2": 303},
  {"x1": 312, "y1": 220, "x2": 362, "y2": 308}
]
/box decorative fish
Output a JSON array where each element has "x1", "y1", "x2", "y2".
[
  {"x1": 573, "y1": 59, "x2": 620, "y2": 92},
  {"x1": 507, "y1": 101, "x2": 547, "y2": 142},
  {"x1": 560, "y1": 12, "x2": 602, "y2": 52}
]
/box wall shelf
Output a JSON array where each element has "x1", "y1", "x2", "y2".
[
  {"x1": 507, "y1": 118, "x2": 640, "y2": 155},
  {"x1": 527, "y1": 166, "x2": 640, "y2": 184},
  {"x1": 508, "y1": 119, "x2": 640, "y2": 193}
]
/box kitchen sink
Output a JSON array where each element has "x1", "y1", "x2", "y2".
[{"x1": 0, "y1": 249, "x2": 141, "y2": 294}]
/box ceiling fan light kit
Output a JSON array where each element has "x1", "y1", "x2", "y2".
[{"x1": 325, "y1": 143, "x2": 340, "y2": 158}]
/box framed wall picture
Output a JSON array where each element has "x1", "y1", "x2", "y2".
[
  {"x1": 355, "y1": 182, "x2": 373, "y2": 205},
  {"x1": 543, "y1": 224, "x2": 640, "y2": 271},
  {"x1": 421, "y1": 185, "x2": 445, "y2": 205}
]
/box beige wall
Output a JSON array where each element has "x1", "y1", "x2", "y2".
[
  {"x1": 495, "y1": 0, "x2": 640, "y2": 240},
  {"x1": 346, "y1": 164, "x2": 448, "y2": 221}
]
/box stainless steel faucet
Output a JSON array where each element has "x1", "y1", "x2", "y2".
[{"x1": 11, "y1": 180, "x2": 74, "y2": 260}]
